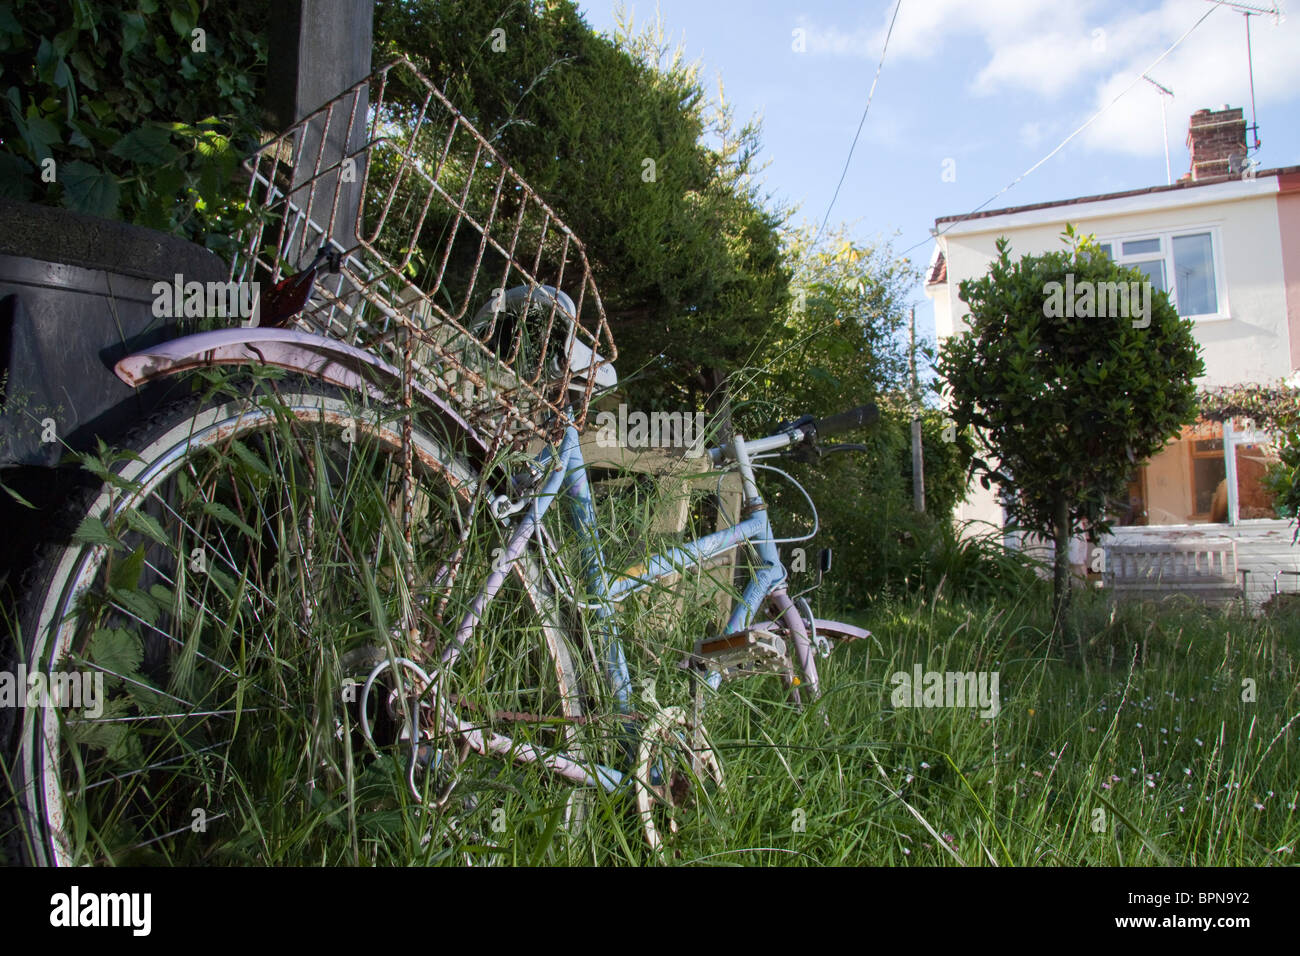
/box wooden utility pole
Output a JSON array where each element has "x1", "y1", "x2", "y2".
[{"x1": 910, "y1": 306, "x2": 925, "y2": 513}]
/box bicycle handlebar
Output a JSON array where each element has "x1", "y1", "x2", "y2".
[
  {"x1": 813, "y1": 404, "x2": 878, "y2": 439},
  {"x1": 706, "y1": 403, "x2": 879, "y2": 466}
]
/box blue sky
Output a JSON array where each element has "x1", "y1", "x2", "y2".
[{"x1": 575, "y1": 1, "x2": 1300, "y2": 344}]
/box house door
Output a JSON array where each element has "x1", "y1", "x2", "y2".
[{"x1": 1190, "y1": 435, "x2": 1228, "y2": 521}]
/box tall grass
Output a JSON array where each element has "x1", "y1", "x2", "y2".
[{"x1": 3, "y1": 378, "x2": 1297, "y2": 865}]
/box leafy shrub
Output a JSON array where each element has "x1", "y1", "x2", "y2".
[{"x1": 0, "y1": 0, "x2": 269, "y2": 255}]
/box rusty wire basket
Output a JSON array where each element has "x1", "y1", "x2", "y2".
[{"x1": 230, "y1": 57, "x2": 616, "y2": 448}]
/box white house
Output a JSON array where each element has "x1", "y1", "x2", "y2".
[{"x1": 925, "y1": 106, "x2": 1300, "y2": 608}]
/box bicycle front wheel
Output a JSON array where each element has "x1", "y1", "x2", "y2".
[{"x1": 5, "y1": 374, "x2": 587, "y2": 865}]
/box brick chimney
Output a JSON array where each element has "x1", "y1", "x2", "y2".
[{"x1": 1186, "y1": 106, "x2": 1247, "y2": 181}]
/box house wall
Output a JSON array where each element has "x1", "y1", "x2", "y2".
[
  {"x1": 1145, "y1": 438, "x2": 1191, "y2": 523},
  {"x1": 928, "y1": 176, "x2": 1293, "y2": 532},
  {"x1": 1279, "y1": 173, "x2": 1300, "y2": 370}
]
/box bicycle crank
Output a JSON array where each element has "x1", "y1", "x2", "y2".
[{"x1": 634, "y1": 704, "x2": 725, "y2": 852}]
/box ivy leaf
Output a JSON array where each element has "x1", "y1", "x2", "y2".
[
  {"x1": 169, "y1": 6, "x2": 195, "y2": 37},
  {"x1": 109, "y1": 125, "x2": 179, "y2": 166},
  {"x1": 120, "y1": 11, "x2": 146, "y2": 54},
  {"x1": 69, "y1": 51, "x2": 99, "y2": 91},
  {"x1": 35, "y1": 36, "x2": 57, "y2": 83},
  {"x1": 65, "y1": 119, "x2": 92, "y2": 149},
  {"x1": 0, "y1": 5, "x2": 21, "y2": 38},
  {"x1": 0, "y1": 152, "x2": 34, "y2": 200},
  {"x1": 20, "y1": 112, "x2": 60, "y2": 163},
  {"x1": 60, "y1": 160, "x2": 120, "y2": 218}
]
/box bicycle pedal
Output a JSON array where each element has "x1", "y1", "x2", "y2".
[{"x1": 693, "y1": 629, "x2": 789, "y2": 681}]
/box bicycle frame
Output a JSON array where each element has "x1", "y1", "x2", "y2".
[
  {"x1": 438, "y1": 422, "x2": 821, "y2": 794},
  {"x1": 115, "y1": 324, "x2": 871, "y2": 798}
]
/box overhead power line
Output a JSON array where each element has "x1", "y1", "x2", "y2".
[
  {"x1": 812, "y1": 0, "x2": 904, "y2": 251},
  {"x1": 899, "y1": 1, "x2": 1225, "y2": 261}
]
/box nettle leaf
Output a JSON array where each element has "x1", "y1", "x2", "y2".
[
  {"x1": 72, "y1": 515, "x2": 125, "y2": 552},
  {"x1": 108, "y1": 583, "x2": 160, "y2": 627},
  {"x1": 109, "y1": 125, "x2": 179, "y2": 166},
  {"x1": 200, "y1": 500, "x2": 258, "y2": 541},
  {"x1": 66, "y1": 694, "x2": 133, "y2": 758},
  {"x1": 60, "y1": 160, "x2": 120, "y2": 218},
  {"x1": 89, "y1": 628, "x2": 144, "y2": 680},
  {"x1": 125, "y1": 678, "x2": 170, "y2": 712},
  {"x1": 107, "y1": 544, "x2": 146, "y2": 592},
  {"x1": 230, "y1": 438, "x2": 272, "y2": 477}
]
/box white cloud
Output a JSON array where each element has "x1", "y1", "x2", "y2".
[
  {"x1": 1078, "y1": 3, "x2": 1300, "y2": 159},
  {"x1": 799, "y1": 1, "x2": 1299, "y2": 161},
  {"x1": 973, "y1": 33, "x2": 1102, "y2": 97}
]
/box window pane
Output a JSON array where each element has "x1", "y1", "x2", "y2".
[
  {"x1": 1098, "y1": 243, "x2": 1113, "y2": 258},
  {"x1": 1193, "y1": 455, "x2": 1226, "y2": 517},
  {"x1": 1122, "y1": 238, "x2": 1161, "y2": 256},
  {"x1": 1172, "y1": 232, "x2": 1218, "y2": 315},
  {"x1": 1133, "y1": 258, "x2": 1166, "y2": 294},
  {"x1": 1235, "y1": 440, "x2": 1280, "y2": 519}
]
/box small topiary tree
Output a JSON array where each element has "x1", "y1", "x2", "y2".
[{"x1": 937, "y1": 227, "x2": 1204, "y2": 648}]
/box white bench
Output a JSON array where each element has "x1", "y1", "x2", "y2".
[{"x1": 1105, "y1": 539, "x2": 1240, "y2": 604}]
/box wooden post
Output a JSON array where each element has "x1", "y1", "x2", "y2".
[
  {"x1": 1224, "y1": 418, "x2": 1239, "y2": 526},
  {"x1": 577, "y1": 431, "x2": 742, "y2": 628},
  {"x1": 910, "y1": 306, "x2": 926, "y2": 513},
  {"x1": 264, "y1": 0, "x2": 374, "y2": 252}
]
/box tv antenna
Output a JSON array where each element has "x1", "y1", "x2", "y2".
[
  {"x1": 1205, "y1": 1, "x2": 1284, "y2": 152},
  {"x1": 1142, "y1": 74, "x2": 1175, "y2": 184}
]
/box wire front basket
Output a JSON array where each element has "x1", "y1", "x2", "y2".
[{"x1": 231, "y1": 57, "x2": 616, "y2": 448}]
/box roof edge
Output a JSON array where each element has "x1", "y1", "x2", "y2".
[{"x1": 933, "y1": 165, "x2": 1300, "y2": 228}]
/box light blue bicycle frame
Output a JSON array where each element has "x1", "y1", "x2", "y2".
[{"x1": 438, "y1": 423, "x2": 813, "y2": 793}]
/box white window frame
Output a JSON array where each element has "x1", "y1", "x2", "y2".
[{"x1": 1096, "y1": 223, "x2": 1229, "y2": 322}]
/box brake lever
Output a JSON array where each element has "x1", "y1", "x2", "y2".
[
  {"x1": 775, "y1": 413, "x2": 819, "y2": 462},
  {"x1": 789, "y1": 440, "x2": 821, "y2": 464}
]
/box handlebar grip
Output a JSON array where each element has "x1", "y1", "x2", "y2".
[{"x1": 814, "y1": 404, "x2": 878, "y2": 438}]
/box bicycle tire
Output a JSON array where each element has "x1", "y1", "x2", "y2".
[{"x1": 3, "y1": 373, "x2": 589, "y2": 865}]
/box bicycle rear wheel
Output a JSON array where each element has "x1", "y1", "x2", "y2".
[{"x1": 5, "y1": 374, "x2": 587, "y2": 865}]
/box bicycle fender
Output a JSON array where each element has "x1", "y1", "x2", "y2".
[
  {"x1": 809, "y1": 619, "x2": 872, "y2": 643},
  {"x1": 113, "y1": 327, "x2": 491, "y2": 461}
]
